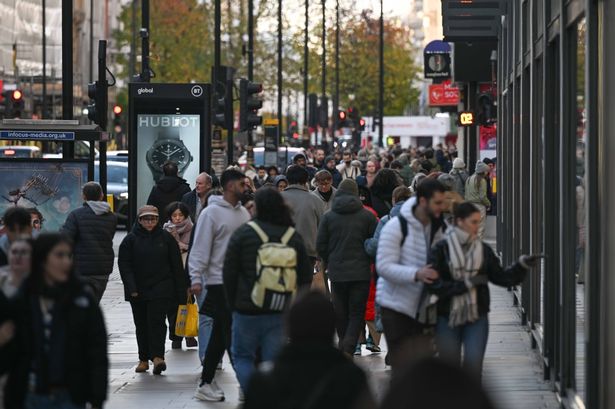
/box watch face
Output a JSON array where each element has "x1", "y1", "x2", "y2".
[{"x1": 147, "y1": 140, "x2": 192, "y2": 174}]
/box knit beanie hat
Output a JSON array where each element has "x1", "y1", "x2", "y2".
[
  {"x1": 338, "y1": 178, "x2": 359, "y2": 196},
  {"x1": 453, "y1": 158, "x2": 465, "y2": 169},
  {"x1": 475, "y1": 161, "x2": 490, "y2": 175}
]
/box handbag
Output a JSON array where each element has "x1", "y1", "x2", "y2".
[{"x1": 175, "y1": 295, "x2": 199, "y2": 338}]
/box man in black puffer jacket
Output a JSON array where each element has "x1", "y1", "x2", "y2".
[
  {"x1": 316, "y1": 179, "x2": 378, "y2": 356},
  {"x1": 147, "y1": 161, "x2": 191, "y2": 223},
  {"x1": 61, "y1": 182, "x2": 117, "y2": 303}
]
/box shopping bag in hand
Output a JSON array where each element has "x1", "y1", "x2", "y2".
[{"x1": 175, "y1": 295, "x2": 198, "y2": 337}]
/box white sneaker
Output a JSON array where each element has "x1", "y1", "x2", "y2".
[
  {"x1": 238, "y1": 387, "x2": 245, "y2": 402},
  {"x1": 194, "y1": 382, "x2": 225, "y2": 402}
]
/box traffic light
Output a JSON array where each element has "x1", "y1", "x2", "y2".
[
  {"x1": 477, "y1": 93, "x2": 496, "y2": 125},
  {"x1": 319, "y1": 95, "x2": 329, "y2": 128},
  {"x1": 113, "y1": 105, "x2": 123, "y2": 126},
  {"x1": 308, "y1": 93, "x2": 319, "y2": 128},
  {"x1": 212, "y1": 66, "x2": 236, "y2": 130},
  {"x1": 239, "y1": 79, "x2": 263, "y2": 131},
  {"x1": 358, "y1": 118, "x2": 366, "y2": 131},
  {"x1": 348, "y1": 106, "x2": 359, "y2": 126},
  {"x1": 287, "y1": 120, "x2": 299, "y2": 139},
  {"x1": 86, "y1": 80, "x2": 107, "y2": 126},
  {"x1": 1, "y1": 89, "x2": 25, "y2": 118},
  {"x1": 337, "y1": 109, "x2": 347, "y2": 129},
  {"x1": 213, "y1": 86, "x2": 229, "y2": 128}
]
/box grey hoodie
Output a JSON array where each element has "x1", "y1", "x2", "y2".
[
  {"x1": 188, "y1": 195, "x2": 251, "y2": 286},
  {"x1": 86, "y1": 200, "x2": 112, "y2": 215}
]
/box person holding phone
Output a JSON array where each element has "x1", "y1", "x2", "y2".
[{"x1": 427, "y1": 202, "x2": 542, "y2": 381}]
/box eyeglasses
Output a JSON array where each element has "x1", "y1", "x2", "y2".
[
  {"x1": 32, "y1": 220, "x2": 42, "y2": 226},
  {"x1": 140, "y1": 216, "x2": 159, "y2": 222}
]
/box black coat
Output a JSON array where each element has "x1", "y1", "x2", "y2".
[
  {"x1": 316, "y1": 192, "x2": 378, "y2": 282},
  {"x1": 147, "y1": 176, "x2": 191, "y2": 220},
  {"x1": 223, "y1": 220, "x2": 313, "y2": 315},
  {"x1": 181, "y1": 189, "x2": 199, "y2": 222},
  {"x1": 4, "y1": 279, "x2": 108, "y2": 408},
  {"x1": 245, "y1": 344, "x2": 372, "y2": 409},
  {"x1": 427, "y1": 240, "x2": 528, "y2": 317},
  {"x1": 61, "y1": 203, "x2": 117, "y2": 277},
  {"x1": 118, "y1": 223, "x2": 187, "y2": 303},
  {"x1": 369, "y1": 189, "x2": 394, "y2": 219}
]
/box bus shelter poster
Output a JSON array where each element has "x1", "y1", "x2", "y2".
[
  {"x1": 136, "y1": 115, "x2": 199, "y2": 211},
  {"x1": 0, "y1": 161, "x2": 88, "y2": 231}
]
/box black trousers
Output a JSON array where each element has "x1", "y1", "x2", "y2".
[
  {"x1": 380, "y1": 307, "x2": 431, "y2": 371},
  {"x1": 130, "y1": 298, "x2": 170, "y2": 361},
  {"x1": 200, "y1": 285, "x2": 232, "y2": 383},
  {"x1": 167, "y1": 301, "x2": 181, "y2": 342},
  {"x1": 82, "y1": 275, "x2": 109, "y2": 304},
  {"x1": 331, "y1": 280, "x2": 370, "y2": 355}
]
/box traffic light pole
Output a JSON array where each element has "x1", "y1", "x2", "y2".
[
  {"x1": 140, "y1": 0, "x2": 151, "y2": 82},
  {"x1": 333, "y1": 0, "x2": 339, "y2": 140},
  {"x1": 277, "y1": 0, "x2": 283, "y2": 148},
  {"x1": 303, "y1": 0, "x2": 309, "y2": 146},
  {"x1": 226, "y1": 77, "x2": 234, "y2": 165},
  {"x1": 42, "y1": 0, "x2": 47, "y2": 119},
  {"x1": 247, "y1": 0, "x2": 255, "y2": 162},
  {"x1": 62, "y1": 0, "x2": 74, "y2": 158},
  {"x1": 321, "y1": 0, "x2": 327, "y2": 145},
  {"x1": 378, "y1": 0, "x2": 384, "y2": 148},
  {"x1": 97, "y1": 40, "x2": 108, "y2": 195}
]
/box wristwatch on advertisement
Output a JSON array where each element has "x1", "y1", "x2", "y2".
[{"x1": 146, "y1": 128, "x2": 193, "y2": 181}]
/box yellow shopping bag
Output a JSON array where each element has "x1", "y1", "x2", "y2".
[{"x1": 175, "y1": 295, "x2": 198, "y2": 338}]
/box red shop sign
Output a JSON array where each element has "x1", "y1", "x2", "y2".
[{"x1": 429, "y1": 81, "x2": 460, "y2": 106}]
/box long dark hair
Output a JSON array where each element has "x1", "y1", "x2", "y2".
[
  {"x1": 28, "y1": 233, "x2": 79, "y2": 297},
  {"x1": 371, "y1": 168, "x2": 403, "y2": 200},
  {"x1": 453, "y1": 202, "x2": 481, "y2": 221},
  {"x1": 255, "y1": 187, "x2": 294, "y2": 227}
]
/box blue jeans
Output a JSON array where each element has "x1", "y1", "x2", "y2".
[
  {"x1": 435, "y1": 315, "x2": 489, "y2": 381},
  {"x1": 231, "y1": 312, "x2": 285, "y2": 392},
  {"x1": 196, "y1": 286, "x2": 214, "y2": 363},
  {"x1": 25, "y1": 391, "x2": 84, "y2": 409}
]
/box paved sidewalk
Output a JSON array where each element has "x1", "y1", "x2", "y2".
[{"x1": 101, "y1": 253, "x2": 558, "y2": 409}]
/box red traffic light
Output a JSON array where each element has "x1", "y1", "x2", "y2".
[
  {"x1": 338, "y1": 111, "x2": 347, "y2": 121},
  {"x1": 359, "y1": 118, "x2": 366, "y2": 127},
  {"x1": 113, "y1": 105, "x2": 123, "y2": 115},
  {"x1": 11, "y1": 90, "x2": 22, "y2": 101}
]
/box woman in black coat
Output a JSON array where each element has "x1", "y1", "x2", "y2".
[
  {"x1": 369, "y1": 169, "x2": 403, "y2": 218},
  {"x1": 5, "y1": 233, "x2": 108, "y2": 409},
  {"x1": 427, "y1": 203, "x2": 540, "y2": 382},
  {"x1": 118, "y1": 205, "x2": 186, "y2": 375}
]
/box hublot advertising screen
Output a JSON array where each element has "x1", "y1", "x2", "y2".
[{"x1": 128, "y1": 83, "x2": 211, "y2": 225}]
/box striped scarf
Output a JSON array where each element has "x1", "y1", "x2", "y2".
[{"x1": 446, "y1": 226, "x2": 484, "y2": 327}]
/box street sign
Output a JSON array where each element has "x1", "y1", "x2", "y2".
[
  {"x1": 0, "y1": 130, "x2": 75, "y2": 141},
  {"x1": 424, "y1": 40, "x2": 452, "y2": 79},
  {"x1": 441, "y1": 0, "x2": 507, "y2": 42},
  {"x1": 429, "y1": 80, "x2": 460, "y2": 106},
  {"x1": 263, "y1": 118, "x2": 279, "y2": 126},
  {"x1": 458, "y1": 111, "x2": 476, "y2": 126}
]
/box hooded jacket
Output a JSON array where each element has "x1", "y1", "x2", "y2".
[
  {"x1": 223, "y1": 220, "x2": 313, "y2": 315},
  {"x1": 376, "y1": 197, "x2": 446, "y2": 318},
  {"x1": 449, "y1": 168, "x2": 469, "y2": 197},
  {"x1": 147, "y1": 175, "x2": 191, "y2": 220},
  {"x1": 61, "y1": 201, "x2": 117, "y2": 277},
  {"x1": 282, "y1": 185, "x2": 325, "y2": 258},
  {"x1": 188, "y1": 195, "x2": 251, "y2": 286},
  {"x1": 316, "y1": 191, "x2": 378, "y2": 282},
  {"x1": 311, "y1": 187, "x2": 337, "y2": 213},
  {"x1": 118, "y1": 223, "x2": 186, "y2": 302},
  {"x1": 324, "y1": 156, "x2": 343, "y2": 187},
  {"x1": 364, "y1": 200, "x2": 406, "y2": 258}
]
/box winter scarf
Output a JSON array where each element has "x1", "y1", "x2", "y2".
[
  {"x1": 163, "y1": 218, "x2": 193, "y2": 252},
  {"x1": 446, "y1": 226, "x2": 484, "y2": 327}
]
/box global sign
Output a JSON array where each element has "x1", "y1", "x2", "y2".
[{"x1": 424, "y1": 40, "x2": 452, "y2": 79}]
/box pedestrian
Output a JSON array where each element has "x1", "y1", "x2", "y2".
[
  {"x1": 363, "y1": 160, "x2": 378, "y2": 188},
  {"x1": 336, "y1": 151, "x2": 361, "y2": 181},
  {"x1": 60, "y1": 182, "x2": 117, "y2": 304},
  {"x1": 281, "y1": 165, "x2": 325, "y2": 263},
  {"x1": 311, "y1": 170, "x2": 337, "y2": 212},
  {"x1": 397, "y1": 154, "x2": 415, "y2": 186},
  {"x1": 324, "y1": 156, "x2": 343, "y2": 187},
  {"x1": 118, "y1": 205, "x2": 186, "y2": 375},
  {"x1": 224, "y1": 187, "x2": 313, "y2": 394},
  {"x1": 449, "y1": 158, "x2": 469, "y2": 197},
  {"x1": 317, "y1": 179, "x2": 378, "y2": 357},
  {"x1": 26, "y1": 208, "x2": 44, "y2": 238},
  {"x1": 380, "y1": 357, "x2": 496, "y2": 409},
  {"x1": 147, "y1": 161, "x2": 191, "y2": 223},
  {"x1": 313, "y1": 148, "x2": 326, "y2": 170},
  {"x1": 274, "y1": 175, "x2": 288, "y2": 192},
  {"x1": 162, "y1": 201, "x2": 196, "y2": 350},
  {"x1": 181, "y1": 172, "x2": 212, "y2": 222},
  {"x1": 0, "y1": 207, "x2": 32, "y2": 267},
  {"x1": 268, "y1": 166, "x2": 280, "y2": 180},
  {"x1": 292, "y1": 153, "x2": 317, "y2": 181},
  {"x1": 369, "y1": 168, "x2": 403, "y2": 218},
  {"x1": 437, "y1": 173, "x2": 465, "y2": 220},
  {"x1": 253, "y1": 166, "x2": 272, "y2": 189},
  {"x1": 5, "y1": 233, "x2": 108, "y2": 409},
  {"x1": 376, "y1": 179, "x2": 447, "y2": 370},
  {"x1": 427, "y1": 202, "x2": 539, "y2": 380},
  {"x1": 364, "y1": 186, "x2": 412, "y2": 258},
  {"x1": 465, "y1": 161, "x2": 491, "y2": 240},
  {"x1": 244, "y1": 291, "x2": 376, "y2": 409},
  {"x1": 190, "y1": 169, "x2": 251, "y2": 402}
]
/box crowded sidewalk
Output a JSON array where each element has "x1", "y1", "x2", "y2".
[{"x1": 102, "y1": 233, "x2": 558, "y2": 409}]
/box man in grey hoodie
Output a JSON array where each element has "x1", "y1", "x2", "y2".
[
  {"x1": 61, "y1": 181, "x2": 118, "y2": 303},
  {"x1": 189, "y1": 169, "x2": 251, "y2": 402}
]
